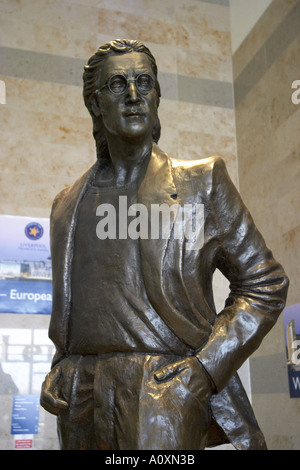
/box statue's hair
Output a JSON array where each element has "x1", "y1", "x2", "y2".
[{"x1": 82, "y1": 39, "x2": 161, "y2": 159}]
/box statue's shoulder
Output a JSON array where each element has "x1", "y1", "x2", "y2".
[
  {"x1": 51, "y1": 185, "x2": 72, "y2": 209},
  {"x1": 51, "y1": 161, "x2": 99, "y2": 212},
  {"x1": 153, "y1": 144, "x2": 224, "y2": 175},
  {"x1": 168, "y1": 154, "x2": 227, "y2": 185}
]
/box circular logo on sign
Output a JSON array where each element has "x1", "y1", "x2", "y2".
[{"x1": 25, "y1": 222, "x2": 44, "y2": 240}]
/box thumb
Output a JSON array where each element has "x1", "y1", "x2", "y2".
[{"x1": 154, "y1": 359, "x2": 186, "y2": 382}]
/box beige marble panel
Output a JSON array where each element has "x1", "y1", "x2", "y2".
[
  {"x1": 175, "y1": 0, "x2": 231, "y2": 57},
  {"x1": 2, "y1": 77, "x2": 89, "y2": 120},
  {"x1": 0, "y1": 0, "x2": 90, "y2": 23},
  {"x1": 235, "y1": 79, "x2": 272, "y2": 171},
  {"x1": 2, "y1": 104, "x2": 93, "y2": 148},
  {"x1": 236, "y1": 132, "x2": 272, "y2": 191},
  {"x1": 97, "y1": 8, "x2": 177, "y2": 46},
  {"x1": 177, "y1": 129, "x2": 236, "y2": 162},
  {"x1": 175, "y1": 0, "x2": 231, "y2": 33},
  {"x1": 279, "y1": 224, "x2": 300, "y2": 306},
  {"x1": 32, "y1": 22, "x2": 97, "y2": 59},
  {"x1": 0, "y1": 138, "x2": 96, "y2": 180},
  {"x1": 176, "y1": 102, "x2": 236, "y2": 137},
  {"x1": 176, "y1": 22, "x2": 231, "y2": 57},
  {"x1": 236, "y1": 137, "x2": 286, "y2": 249},
  {"x1": 0, "y1": 0, "x2": 99, "y2": 58},
  {"x1": 158, "y1": 99, "x2": 238, "y2": 184},
  {"x1": 177, "y1": 48, "x2": 233, "y2": 82},
  {"x1": 64, "y1": 0, "x2": 100, "y2": 6},
  {"x1": 0, "y1": 16, "x2": 36, "y2": 51},
  {"x1": 237, "y1": 107, "x2": 300, "y2": 215},
  {"x1": 272, "y1": 107, "x2": 300, "y2": 167},
  {"x1": 158, "y1": 100, "x2": 179, "y2": 158},
  {"x1": 277, "y1": 186, "x2": 300, "y2": 237},
  {"x1": 272, "y1": 148, "x2": 300, "y2": 201},
  {"x1": 233, "y1": 99, "x2": 288, "y2": 248},
  {"x1": 158, "y1": 131, "x2": 178, "y2": 160},
  {"x1": 0, "y1": 77, "x2": 96, "y2": 217},
  {"x1": 98, "y1": 0, "x2": 176, "y2": 21},
  {"x1": 236, "y1": 70, "x2": 300, "y2": 251},
  {"x1": 266, "y1": 36, "x2": 300, "y2": 133},
  {"x1": 0, "y1": 170, "x2": 70, "y2": 217},
  {"x1": 232, "y1": 0, "x2": 299, "y2": 79},
  {"x1": 177, "y1": 130, "x2": 238, "y2": 184},
  {"x1": 145, "y1": 43, "x2": 178, "y2": 74},
  {"x1": 158, "y1": 99, "x2": 180, "y2": 130}
]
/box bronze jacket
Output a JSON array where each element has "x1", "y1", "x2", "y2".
[{"x1": 48, "y1": 144, "x2": 289, "y2": 449}]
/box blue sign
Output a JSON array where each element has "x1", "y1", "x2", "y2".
[
  {"x1": 0, "y1": 215, "x2": 52, "y2": 314},
  {"x1": 24, "y1": 222, "x2": 44, "y2": 241},
  {"x1": 0, "y1": 279, "x2": 52, "y2": 314},
  {"x1": 11, "y1": 395, "x2": 40, "y2": 435},
  {"x1": 283, "y1": 304, "x2": 300, "y2": 398}
]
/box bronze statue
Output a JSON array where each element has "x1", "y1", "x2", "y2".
[{"x1": 40, "y1": 39, "x2": 289, "y2": 450}]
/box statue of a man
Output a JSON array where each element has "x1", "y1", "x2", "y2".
[{"x1": 40, "y1": 39, "x2": 289, "y2": 450}]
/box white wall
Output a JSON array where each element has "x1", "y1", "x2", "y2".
[{"x1": 229, "y1": 0, "x2": 272, "y2": 53}]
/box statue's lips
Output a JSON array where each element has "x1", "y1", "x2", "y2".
[{"x1": 124, "y1": 107, "x2": 146, "y2": 117}]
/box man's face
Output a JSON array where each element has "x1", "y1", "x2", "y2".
[{"x1": 96, "y1": 52, "x2": 159, "y2": 141}]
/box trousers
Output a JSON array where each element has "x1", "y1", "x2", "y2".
[{"x1": 56, "y1": 353, "x2": 212, "y2": 450}]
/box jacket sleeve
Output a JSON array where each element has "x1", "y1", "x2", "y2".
[
  {"x1": 196, "y1": 158, "x2": 289, "y2": 393},
  {"x1": 48, "y1": 186, "x2": 71, "y2": 369}
]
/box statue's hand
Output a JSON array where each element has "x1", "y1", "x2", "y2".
[
  {"x1": 40, "y1": 365, "x2": 69, "y2": 415},
  {"x1": 154, "y1": 356, "x2": 214, "y2": 395}
]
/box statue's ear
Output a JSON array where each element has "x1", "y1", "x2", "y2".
[{"x1": 90, "y1": 90, "x2": 102, "y2": 117}]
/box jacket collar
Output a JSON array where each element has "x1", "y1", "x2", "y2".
[{"x1": 61, "y1": 144, "x2": 177, "y2": 242}]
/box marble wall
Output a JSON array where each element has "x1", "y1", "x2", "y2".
[
  {"x1": 0, "y1": 0, "x2": 237, "y2": 450},
  {"x1": 0, "y1": 0, "x2": 237, "y2": 219},
  {"x1": 233, "y1": 0, "x2": 300, "y2": 450}
]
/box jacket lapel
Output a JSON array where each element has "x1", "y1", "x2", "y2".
[
  {"x1": 49, "y1": 161, "x2": 100, "y2": 351},
  {"x1": 138, "y1": 145, "x2": 210, "y2": 349}
]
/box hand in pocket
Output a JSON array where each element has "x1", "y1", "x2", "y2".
[
  {"x1": 154, "y1": 356, "x2": 213, "y2": 399},
  {"x1": 138, "y1": 356, "x2": 213, "y2": 449},
  {"x1": 40, "y1": 364, "x2": 69, "y2": 415}
]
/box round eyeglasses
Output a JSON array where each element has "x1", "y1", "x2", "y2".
[{"x1": 99, "y1": 73, "x2": 156, "y2": 96}]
